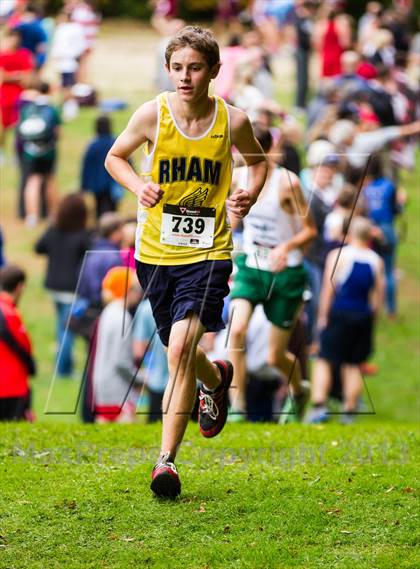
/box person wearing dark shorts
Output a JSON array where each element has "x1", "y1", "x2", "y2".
[
  {"x1": 319, "y1": 311, "x2": 373, "y2": 365},
  {"x1": 26, "y1": 154, "x2": 56, "y2": 176},
  {"x1": 307, "y1": 217, "x2": 385, "y2": 424},
  {"x1": 136, "y1": 259, "x2": 232, "y2": 347},
  {"x1": 20, "y1": 82, "x2": 60, "y2": 226},
  {"x1": 105, "y1": 27, "x2": 268, "y2": 498}
]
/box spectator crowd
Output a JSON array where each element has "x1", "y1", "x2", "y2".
[{"x1": 0, "y1": 0, "x2": 418, "y2": 424}]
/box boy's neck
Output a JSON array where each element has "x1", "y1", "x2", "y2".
[
  {"x1": 169, "y1": 91, "x2": 214, "y2": 122},
  {"x1": 350, "y1": 238, "x2": 369, "y2": 249}
]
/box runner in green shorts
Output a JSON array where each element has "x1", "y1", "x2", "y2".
[
  {"x1": 228, "y1": 124, "x2": 317, "y2": 421},
  {"x1": 231, "y1": 255, "x2": 307, "y2": 330}
]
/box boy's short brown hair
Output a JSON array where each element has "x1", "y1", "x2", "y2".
[
  {"x1": 349, "y1": 216, "x2": 372, "y2": 243},
  {"x1": 165, "y1": 26, "x2": 220, "y2": 69}
]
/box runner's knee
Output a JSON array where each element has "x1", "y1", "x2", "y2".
[
  {"x1": 267, "y1": 349, "x2": 288, "y2": 369},
  {"x1": 228, "y1": 321, "x2": 248, "y2": 348},
  {"x1": 167, "y1": 336, "x2": 197, "y2": 368}
]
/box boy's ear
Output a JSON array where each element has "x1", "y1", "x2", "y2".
[
  {"x1": 165, "y1": 63, "x2": 170, "y2": 73},
  {"x1": 210, "y1": 62, "x2": 221, "y2": 80}
]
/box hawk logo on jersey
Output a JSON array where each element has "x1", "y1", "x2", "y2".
[{"x1": 179, "y1": 186, "x2": 208, "y2": 208}]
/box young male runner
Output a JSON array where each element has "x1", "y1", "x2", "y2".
[
  {"x1": 306, "y1": 216, "x2": 385, "y2": 424},
  {"x1": 228, "y1": 125, "x2": 316, "y2": 422},
  {"x1": 105, "y1": 26, "x2": 267, "y2": 498}
]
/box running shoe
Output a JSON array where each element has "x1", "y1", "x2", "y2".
[
  {"x1": 199, "y1": 360, "x2": 233, "y2": 438},
  {"x1": 278, "y1": 381, "x2": 310, "y2": 424},
  {"x1": 150, "y1": 452, "x2": 181, "y2": 498},
  {"x1": 339, "y1": 401, "x2": 362, "y2": 425},
  {"x1": 304, "y1": 405, "x2": 330, "y2": 424},
  {"x1": 339, "y1": 412, "x2": 355, "y2": 425},
  {"x1": 227, "y1": 408, "x2": 247, "y2": 423}
]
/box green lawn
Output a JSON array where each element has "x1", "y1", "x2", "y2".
[{"x1": 0, "y1": 423, "x2": 419, "y2": 568}]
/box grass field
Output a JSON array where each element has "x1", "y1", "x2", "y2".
[
  {"x1": 0, "y1": 423, "x2": 419, "y2": 568},
  {"x1": 0, "y1": 21, "x2": 419, "y2": 569}
]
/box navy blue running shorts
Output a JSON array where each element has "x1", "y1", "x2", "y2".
[
  {"x1": 135, "y1": 259, "x2": 232, "y2": 347},
  {"x1": 319, "y1": 310, "x2": 373, "y2": 365}
]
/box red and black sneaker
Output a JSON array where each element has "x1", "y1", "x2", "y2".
[
  {"x1": 199, "y1": 360, "x2": 233, "y2": 438},
  {"x1": 150, "y1": 452, "x2": 181, "y2": 498}
]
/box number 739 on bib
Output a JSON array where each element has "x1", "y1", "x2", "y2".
[{"x1": 160, "y1": 204, "x2": 216, "y2": 249}]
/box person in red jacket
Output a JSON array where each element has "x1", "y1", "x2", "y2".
[
  {"x1": 0, "y1": 28, "x2": 34, "y2": 156},
  {"x1": 0, "y1": 264, "x2": 36, "y2": 421}
]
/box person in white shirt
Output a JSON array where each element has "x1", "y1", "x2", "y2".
[
  {"x1": 70, "y1": 0, "x2": 101, "y2": 83},
  {"x1": 50, "y1": 11, "x2": 86, "y2": 120},
  {"x1": 228, "y1": 124, "x2": 317, "y2": 422}
]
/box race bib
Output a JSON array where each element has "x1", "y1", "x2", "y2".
[
  {"x1": 246, "y1": 243, "x2": 273, "y2": 271},
  {"x1": 160, "y1": 204, "x2": 216, "y2": 248}
]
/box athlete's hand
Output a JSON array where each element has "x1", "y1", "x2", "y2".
[
  {"x1": 136, "y1": 181, "x2": 163, "y2": 208},
  {"x1": 269, "y1": 243, "x2": 288, "y2": 272},
  {"x1": 226, "y1": 189, "x2": 255, "y2": 218}
]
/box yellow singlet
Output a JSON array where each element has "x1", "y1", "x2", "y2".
[{"x1": 135, "y1": 91, "x2": 233, "y2": 265}]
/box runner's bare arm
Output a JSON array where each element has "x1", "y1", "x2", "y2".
[
  {"x1": 317, "y1": 250, "x2": 337, "y2": 331},
  {"x1": 228, "y1": 167, "x2": 244, "y2": 231},
  {"x1": 281, "y1": 172, "x2": 317, "y2": 249},
  {"x1": 226, "y1": 106, "x2": 268, "y2": 218},
  {"x1": 370, "y1": 258, "x2": 385, "y2": 314},
  {"x1": 105, "y1": 101, "x2": 163, "y2": 207},
  {"x1": 398, "y1": 120, "x2": 420, "y2": 138},
  {"x1": 269, "y1": 172, "x2": 317, "y2": 272}
]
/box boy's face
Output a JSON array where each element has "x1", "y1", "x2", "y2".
[{"x1": 166, "y1": 47, "x2": 220, "y2": 102}]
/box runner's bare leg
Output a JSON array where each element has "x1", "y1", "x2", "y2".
[
  {"x1": 196, "y1": 344, "x2": 222, "y2": 391},
  {"x1": 342, "y1": 364, "x2": 363, "y2": 412},
  {"x1": 310, "y1": 358, "x2": 332, "y2": 404},
  {"x1": 161, "y1": 314, "x2": 208, "y2": 459},
  {"x1": 24, "y1": 174, "x2": 41, "y2": 224},
  {"x1": 268, "y1": 324, "x2": 303, "y2": 395},
  {"x1": 228, "y1": 299, "x2": 254, "y2": 413}
]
